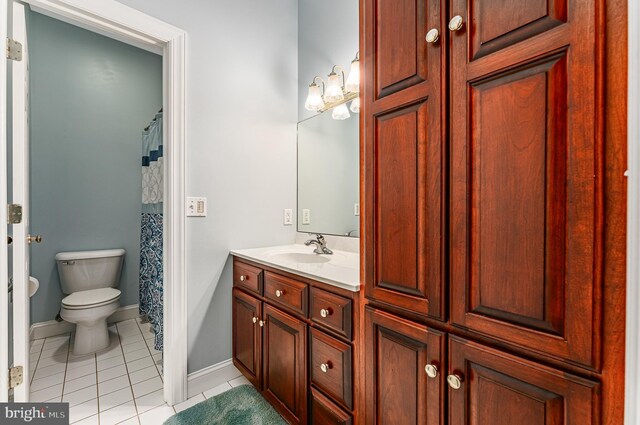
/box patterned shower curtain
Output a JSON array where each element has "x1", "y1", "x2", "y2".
[{"x1": 139, "y1": 111, "x2": 164, "y2": 351}]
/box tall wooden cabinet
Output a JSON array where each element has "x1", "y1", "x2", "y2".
[{"x1": 361, "y1": 0, "x2": 627, "y2": 423}]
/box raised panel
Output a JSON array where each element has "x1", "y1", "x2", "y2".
[
  {"x1": 469, "y1": 0, "x2": 567, "y2": 59},
  {"x1": 449, "y1": 337, "x2": 599, "y2": 425},
  {"x1": 232, "y1": 288, "x2": 261, "y2": 389},
  {"x1": 365, "y1": 307, "x2": 444, "y2": 425},
  {"x1": 310, "y1": 328, "x2": 353, "y2": 409},
  {"x1": 374, "y1": 0, "x2": 428, "y2": 98}
]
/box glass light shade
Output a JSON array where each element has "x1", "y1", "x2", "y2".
[
  {"x1": 324, "y1": 73, "x2": 345, "y2": 102},
  {"x1": 345, "y1": 60, "x2": 360, "y2": 93},
  {"x1": 350, "y1": 97, "x2": 360, "y2": 113},
  {"x1": 305, "y1": 84, "x2": 325, "y2": 111},
  {"x1": 332, "y1": 103, "x2": 351, "y2": 120}
]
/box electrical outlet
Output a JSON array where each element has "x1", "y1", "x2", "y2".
[
  {"x1": 283, "y1": 209, "x2": 293, "y2": 225},
  {"x1": 302, "y1": 209, "x2": 311, "y2": 225},
  {"x1": 187, "y1": 197, "x2": 207, "y2": 217},
  {"x1": 354, "y1": 203, "x2": 360, "y2": 216}
]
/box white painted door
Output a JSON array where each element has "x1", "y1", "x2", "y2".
[{"x1": 9, "y1": 0, "x2": 30, "y2": 402}]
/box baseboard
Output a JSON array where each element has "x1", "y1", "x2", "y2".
[
  {"x1": 30, "y1": 304, "x2": 141, "y2": 340},
  {"x1": 187, "y1": 359, "x2": 242, "y2": 398}
]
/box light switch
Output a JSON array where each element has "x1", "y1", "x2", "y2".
[
  {"x1": 354, "y1": 203, "x2": 360, "y2": 216},
  {"x1": 302, "y1": 209, "x2": 311, "y2": 225},
  {"x1": 187, "y1": 197, "x2": 207, "y2": 217},
  {"x1": 283, "y1": 209, "x2": 293, "y2": 225}
]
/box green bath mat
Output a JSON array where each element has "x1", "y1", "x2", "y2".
[{"x1": 163, "y1": 384, "x2": 287, "y2": 425}]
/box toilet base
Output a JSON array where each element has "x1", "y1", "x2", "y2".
[{"x1": 72, "y1": 319, "x2": 110, "y2": 355}]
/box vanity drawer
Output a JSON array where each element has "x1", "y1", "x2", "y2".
[
  {"x1": 310, "y1": 287, "x2": 352, "y2": 340},
  {"x1": 310, "y1": 328, "x2": 353, "y2": 410},
  {"x1": 233, "y1": 261, "x2": 263, "y2": 295},
  {"x1": 264, "y1": 271, "x2": 308, "y2": 317},
  {"x1": 310, "y1": 387, "x2": 352, "y2": 425}
]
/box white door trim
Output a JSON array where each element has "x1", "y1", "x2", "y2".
[
  {"x1": 17, "y1": 0, "x2": 188, "y2": 405},
  {"x1": 627, "y1": 0, "x2": 640, "y2": 423},
  {"x1": 0, "y1": 0, "x2": 9, "y2": 404}
]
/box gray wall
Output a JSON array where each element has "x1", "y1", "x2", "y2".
[
  {"x1": 115, "y1": 0, "x2": 299, "y2": 373},
  {"x1": 298, "y1": 0, "x2": 359, "y2": 121},
  {"x1": 28, "y1": 13, "x2": 162, "y2": 323}
]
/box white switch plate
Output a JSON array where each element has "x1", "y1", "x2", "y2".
[
  {"x1": 283, "y1": 209, "x2": 293, "y2": 225},
  {"x1": 187, "y1": 197, "x2": 207, "y2": 217},
  {"x1": 302, "y1": 209, "x2": 311, "y2": 225},
  {"x1": 354, "y1": 203, "x2": 360, "y2": 216}
]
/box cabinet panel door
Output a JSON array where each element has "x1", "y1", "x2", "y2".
[
  {"x1": 262, "y1": 304, "x2": 307, "y2": 425},
  {"x1": 365, "y1": 307, "x2": 444, "y2": 425},
  {"x1": 449, "y1": 337, "x2": 599, "y2": 425},
  {"x1": 311, "y1": 387, "x2": 353, "y2": 425},
  {"x1": 450, "y1": 0, "x2": 602, "y2": 367},
  {"x1": 363, "y1": 0, "x2": 446, "y2": 320},
  {"x1": 232, "y1": 288, "x2": 262, "y2": 389}
]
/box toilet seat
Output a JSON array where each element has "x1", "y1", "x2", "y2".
[{"x1": 62, "y1": 288, "x2": 121, "y2": 310}]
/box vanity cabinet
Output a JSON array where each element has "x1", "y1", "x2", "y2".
[
  {"x1": 231, "y1": 257, "x2": 359, "y2": 425},
  {"x1": 361, "y1": 0, "x2": 626, "y2": 423}
]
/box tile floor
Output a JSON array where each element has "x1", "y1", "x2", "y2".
[{"x1": 29, "y1": 317, "x2": 250, "y2": 424}]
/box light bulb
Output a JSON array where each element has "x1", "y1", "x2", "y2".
[
  {"x1": 324, "y1": 73, "x2": 344, "y2": 102},
  {"x1": 332, "y1": 103, "x2": 350, "y2": 120},
  {"x1": 350, "y1": 97, "x2": 360, "y2": 113},
  {"x1": 305, "y1": 84, "x2": 325, "y2": 111},
  {"x1": 345, "y1": 58, "x2": 360, "y2": 93}
]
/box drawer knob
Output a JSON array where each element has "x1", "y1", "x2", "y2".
[
  {"x1": 448, "y1": 15, "x2": 464, "y2": 32},
  {"x1": 424, "y1": 364, "x2": 438, "y2": 378},
  {"x1": 320, "y1": 308, "x2": 332, "y2": 318},
  {"x1": 240, "y1": 275, "x2": 247, "y2": 282},
  {"x1": 252, "y1": 317, "x2": 258, "y2": 324},
  {"x1": 320, "y1": 362, "x2": 332, "y2": 373},
  {"x1": 275, "y1": 289, "x2": 284, "y2": 297},
  {"x1": 447, "y1": 374, "x2": 463, "y2": 390},
  {"x1": 425, "y1": 28, "x2": 440, "y2": 44},
  {"x1": 259, "y1": 320, "x2": 265, "y2": 327}
]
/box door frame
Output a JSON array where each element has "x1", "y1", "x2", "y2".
[{"x1": 3, "y1": 0, "x2": 188, "y2": 405}]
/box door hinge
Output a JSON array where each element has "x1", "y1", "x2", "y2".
[
  {"x1": 8, "y1": 366, "x2": 23, "y2": 389},
  {"x1": 6, "y1": 38, "x2": 22, "y2": 61},
  {"x1": 7, "y1": 204, "x2": 22, "y2": 224}
]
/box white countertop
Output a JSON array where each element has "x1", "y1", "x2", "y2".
[{"x1": 230, "y1": 244, "x2": 361, "y2": 292}]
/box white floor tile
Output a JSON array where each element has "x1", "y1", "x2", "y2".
[
  {"x1": 30, "y1": 383, "x2": 63, "y2": 402},
  {"x1": 124, "y1": 348, "x2": 150, "y2": 363},
  {"x1": 120, "y1": 334, "x2": 144, "y2": 346},
  {"x1": 65, "y1": 363, "x2": 96, "y2": 381},
  {"x1": 122, "y1": 341, "x2": 146, "y2": 354},
  {"x1": 117, "y1": 417, "x2": 139, "y2": 425},
  {"x1": 117, "y1": 327, "x2": 141, "y2": 337},
  {"x1": 98, "y1": 364, "x2": 127, "y2": 383},
  {"x1": 32, "y1": 362, "x2": 66, "y2": 380},
  {"x1": 99, "y1": 400, "x2": 137, "y2": 425},
  {"x1": 134, "y1": 389, "x2": 165, "y2": 414},
  {"x1": 203, "y1": 382, "x2": 232, "y2": 399},
  {"x1": 97, "y1": 355, "x2": 125, "y2": 371},
  {"x1": 30, "y1": 344, "x2": 44, "y2": 354},
  {"x1": 99, "y1": 387, "x2": 133, "y2": 412},
  {"x1": 138, "y1": 404, "x2": 174, "y2": 425},
  {"x1": 62, "y1": 385, "x2": 98, "y2": 407},
  {"x1": 37, "y1": 354, "x2": 68, "y2": 369},
  {"x1": 40, "y1": 345, "x2": 68, "y2": 359},
  {"x1": 98, "y1": 375, "x2": 130, "y2": 396},
  {"x1": 97, "y1": 346, "x2": 123, "y2": 361},
  {"x1": 67, "y1": 354, "x2": 96, "y2": 368},
  {"x1": 228, "y1": 375, "x2": 251, "y2": 388},
  {"x1": 128, "y1": 366, "x2": 158, "y2": 385},
  {"x1": 64, "y1": 373, "x2": 97, "y2": 394},
  {"x1": 31, "y1": 372, "x2": 66, "y2": 392},
  {"x1": 132, "y1": 376, "x2": 162, "y2": 398},
  {"x1": 72, "y1": 413, "x2": 99, "y2": 425},
  {"x1": 69, "y1": 397, "x2": 98, "y2": 424},
  {"x1": 173, "y1": 393, "x2": 205, "y2": 413},
  {"x1": 125, "y1": 356, "x2": 154, "y2": 373}
]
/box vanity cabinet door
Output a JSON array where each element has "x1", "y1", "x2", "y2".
[
  {"x1": 362, "y1": 0, "x2": 447, "y2": 320},
  {"x1": 448, "y1": 336, "x2": 599, "y2": 425},
  {"x1": 232, "y1": 288, "x2": 262, "y2": 389},
  {"x1": 262, "y1": 304, "x2": 308, "y2": 425},
  {"x1": 365, "y1": 307, "x2": 444, "y2": 425}
]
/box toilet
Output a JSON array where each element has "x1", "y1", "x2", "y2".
[{"x1": 55, "y1": 249, "x2": 125, "y2": 355}]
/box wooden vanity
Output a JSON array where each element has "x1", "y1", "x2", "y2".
[{"x1": 231, "y1": 254, "x2": 360, "y2": 425}]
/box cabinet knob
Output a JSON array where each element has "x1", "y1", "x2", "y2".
[
  {"x1": 252, "y1": 317, "x2": 258, "y2": 324},
  {"x1": 320, "y1": 362, "x2": 332, "y2": 373},
  {"x1": 448, "y1": 15, "x2": 464, "y2": 32},
  {"x1": 259, "y1": 320, "x2": 265, "y2": 327},
  {"x1": 275, "y1": 289, "x2": 284, "y2": 298},
  {"x1": 320, "y1": 308, "x2": 331, "y2": 318},
  {"x1": 447, "y1": 374, "x2": 463, "y2": 389},
  {"x1": 425, "y1": 28, "x2": 440, "y2": 44},
  {"x1": 239, "y1": 275, "x2": 247, "y2": 282},
  {"x1": 424, "y1": 364, "x2": 438, "y2": 378}
]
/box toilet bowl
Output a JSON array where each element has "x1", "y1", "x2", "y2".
[{"x1": 55, "y1": 249, "x2": 125, "y2": 355}]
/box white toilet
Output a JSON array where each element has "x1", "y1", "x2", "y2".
[{"x1": 55, "y1": 249, "x2": 125, "y2": 355}]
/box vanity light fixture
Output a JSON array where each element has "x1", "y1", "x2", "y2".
[
  {"x1": 350, "y1": 97, "x2": 360, "y2": 113},
  {"x1": 332, "y1": 103, "x2": 351, "y2": 120},
  {"x1": 304, "y1": 76, "x2": 326, "y2": 112},
  {"x1": 345, "y1": 52, "x2": 360, "y2": 93},
  {"x1": 324, "y1": 65, "x2": 346, "y2": 103}
]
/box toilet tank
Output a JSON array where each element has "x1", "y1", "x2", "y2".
[{"x1": 55, "y1": 249, "x2": 126, "y2": 294}]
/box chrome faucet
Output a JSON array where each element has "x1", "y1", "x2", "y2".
[{"x1": 305, "y1": 233, "x2": 333, "y2": 255}]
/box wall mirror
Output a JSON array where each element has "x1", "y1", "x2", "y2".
[{"x1": 297, "y1": 112, "x2": 359, "y2": 237}]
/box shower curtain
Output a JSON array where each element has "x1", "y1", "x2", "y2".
[{"x1": 139, "y1": 111, "x2": 164, "y2": 351}]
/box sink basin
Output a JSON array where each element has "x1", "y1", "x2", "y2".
[{"x1": 267, "y1": 252, "x2": 331, "y2": 264}]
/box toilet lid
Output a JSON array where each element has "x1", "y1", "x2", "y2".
[{"x1": 62, "y1": 288, "x2": 121, "y2": 309}]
